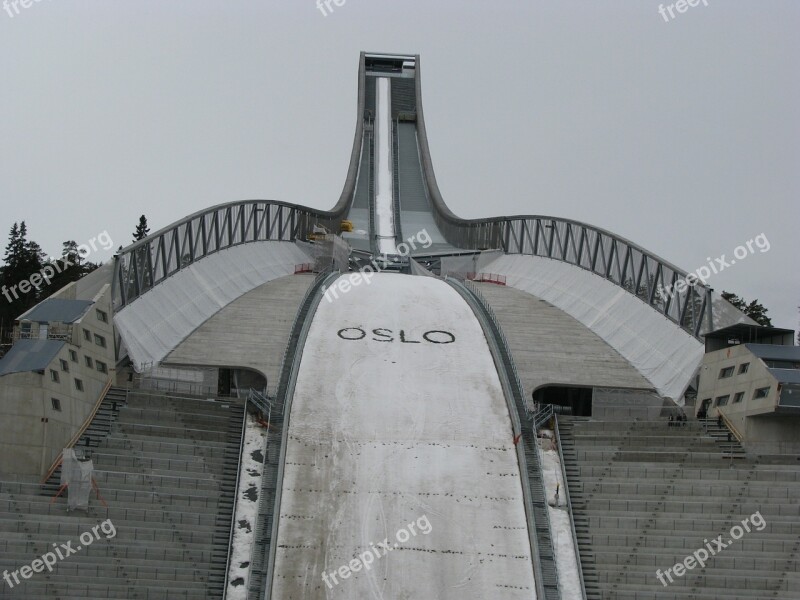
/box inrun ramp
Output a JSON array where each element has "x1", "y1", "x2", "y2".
[{"x1": 270, "y1": 273, "x2": 538, "y2": 599}]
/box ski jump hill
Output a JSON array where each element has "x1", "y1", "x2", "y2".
[{"x1": 2, "y1": 53, "x2": 796, "y2": 600}]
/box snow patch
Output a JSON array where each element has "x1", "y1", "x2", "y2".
[
  {"x1": 539, "y1": 442, "x2": 583, "y2": 599},
  {"x1": 226, "y1": 413, "x2": 268, "y2": 600}
]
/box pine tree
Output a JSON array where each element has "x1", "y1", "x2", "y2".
[
  {"x1": 133, "y1": 215, "x2": 150, "y2": 242},
  {"x1": 721, "y1": 291, "x2": 772, "y2": 327},
  {"x1": 744, "y1": 299, "x2": 772, "y2": 327},
  {"x1": 130, "y1": 215, "x2": 152, "y2": 290},
  {"x1": 721, "y1": 291, "x2": 746, "y2": 312},
  {"x1": 0, "y1": 222, "x2": 46, "y2": 339}
]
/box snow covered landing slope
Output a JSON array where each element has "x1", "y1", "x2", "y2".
[{"x1": 270, "y1": 273, "x2": 536, "y2": 599}]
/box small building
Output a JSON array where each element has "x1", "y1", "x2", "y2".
[
  {"x1": 696, "y1": 324, "x2": 800, "y2": 455},
  {"x1": 0, "y1": 265, "x2": 115, "y2": 475}
]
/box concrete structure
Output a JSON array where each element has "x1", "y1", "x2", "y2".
[
  {"x1": 0, "y1": 51, "x2": 796, "y2": 600},
  {"x1": 0, "y1": 388, "x2": 243, "y2": 599},
  {"x1": 476, "y1": 282, "x2": 653, "y2": 406},
  {"x1": 559, "y1": 416, "x2": 800, "y2": 599},
  {"x1": 271, "y1": 274, "x2": 536, "y2": 599},
  {"x1": 0, "y1": 265, "x2": 115, "y2": 475},
  {"x1": 165, "y1": 274, "x2": 315, "y2": 397},
  {"x1": 695, "y1": 324, "x2": 800, "y2": 454}
]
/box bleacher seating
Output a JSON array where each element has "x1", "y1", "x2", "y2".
[
  {"x1": 559, "y1": 416, "x2": 800, "y2": 600},
  {"x1": 0, "y1": 389, "x2": 244, "y2": 599}
]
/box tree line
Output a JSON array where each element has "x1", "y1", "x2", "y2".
[{"x1": 0, "y1": 216, "x2": 150, "y2": 348}]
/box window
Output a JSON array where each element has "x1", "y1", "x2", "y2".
[
  {"x1": 96, "y1": 309, "x2": 108, "y2": 323},
  {"x1": 764, "y1": 360, "x2": 800, "y2": 369},
  {"x1": 733, "y1": 392, "x2": 745, "y2": 404},
  {"x1": 714, "y1": 395, "x2": 730, "y2": 407},
  {"x1": 51, "y1": 398, "x2": 62, "y2": 411},
  {"x1": 68, "y1": 349, "x2": 78, "y2": 363},
  {"x1": 83, "y1": 328, "x2": 91, "y2": 341},
  {"x1": 85, "y1": 356, "x2": 93, "y2": 368},
  {"x1": 59, "y1": 359, "x2": 69, "y2": 372},
  {"x1": 74, "y1": 378, "x2": 84, "y2": 392},
  {"x1": 738, "y1": 363, "x2": 750, "y2": 374},
  {"x1": 50, "y1": 369, "x2": 60, "y2": 383},
  {"x1": 753, "y1": 387, "x2": 770, "y2": 400},
  {"x1": 96, "y1": 361, "x2": 108, "y2": 374},
  {"x1": 719, "y1": 366, "x2": 735, "y2": 379},
  {"x1": 94, "y1": 334, "x2": 106, "y2": 348}
]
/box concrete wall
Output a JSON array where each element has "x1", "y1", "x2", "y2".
[
  {"x1": 592, "y1": 388, "x2": 669, "y2": 420},
  {"x1": 696, "y1": 344, "x2": 800, "y2": 454},
  {"x1": 696, "y1": 344, "x2": 777, "y2": 422},
  {"x1": 0, "y1": 284, "x2": 115, "y2": 476},
  {"x1": 477, "y1": 283, "x2": 653, "y2": 407},
  {"x1": 744, "y1": 415, "x2": 800, "y2": 455},
  {"x1": 165, "y1": 274, "x2": 314, "y2": 396}
]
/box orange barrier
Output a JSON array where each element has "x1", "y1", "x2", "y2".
[
  {"x1": 40, "y1": 378, "x2": 114, "y2": 484},
  {"x1": 466, "y1": 273, "x2": 507, "y2": 285}
]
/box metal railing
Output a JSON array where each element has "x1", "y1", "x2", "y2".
[
  {"x1": 716, "y1": 409, "x2": 745, "y2": 443},
  {"x1": 434, "y1": 214, "x2": 713, "y2": 339},
  {"x1": 445, "y1": 276, "x2": 560, "y2": 600},
  {"x1": 221, "y1": 392, "x2": 256, "y2": 599},
  {"x1": 462, "y1": 278, "x2": 532, "y2": 418},
  {"x1": 392, "y1": 118, "x2": 403, "y2": 245},
  {"x1": 275, "y1": 266, "x2": 337, "y2": 405},
  {"x1": 40, "y1": 379, "x2": 119, "y2": 483},
  {"x1": 247, "y1": 388, "x2": 275, "y2": 417},
  {"x1": 534, "y1": 403, "x2": 556, "y2": 432},
  {"x1": 13, "y1": 324, "x2": 74, "y2": 343},
  {"x1": 253, "y1": 268, "x2": 340, "y2": 599},
  {"x1": 553, "y1": 415, "x2": 588, "y2": 600},
  {"x1": 111, "y1": 200, "x2": 348, "y2": 310}
]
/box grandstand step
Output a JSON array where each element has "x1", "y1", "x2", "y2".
[
  {"x1": 558, "y1": 415, "x2": 799, "y2": 598},
  {"x1": 0, "y1": 388, "x2": 244, "y2": 600}
]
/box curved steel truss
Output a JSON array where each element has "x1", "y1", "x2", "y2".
[
  {"x1": 112, "y1": 200, "x2": 343, "y2": 310},
  {"x1": 113, "y1": 52, "x2": 717, "y2": 340}
]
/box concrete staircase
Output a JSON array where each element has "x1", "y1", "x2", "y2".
[
  {"x1": 697, "y1": 417, "x2": 748, "y2": 459},
  {"x1": 559, "y1": 416, "x2": 800, "y2": 600},
  {"x1": 0, "y1": 389, "x2": 245, "y2": 599}
]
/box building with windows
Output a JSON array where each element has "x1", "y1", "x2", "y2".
[
  {"x1": 0, "y1": 264, "x2": 114, "y2": 474},
  {"x1": 696, "y1": 323, "x2": 800, "y2": 454}
]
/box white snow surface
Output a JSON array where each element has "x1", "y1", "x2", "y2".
[
  {"x1": 539, "y1": 444, "x2": 583, "y2": 600},
  {"x1": 270, "y1": 273, "x2": 536, "y2": 599},
  {"x1": 374, "y1": 77, "x2": 398, "y2": 255},
  {"x1": 226, "y1": 413, "x2": 268, "y2": 600}
]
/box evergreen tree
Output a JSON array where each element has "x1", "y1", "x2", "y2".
[
  {"x1": 0, "y1": 225, "x2": 103, "y2": 345},
  {"x1": 130, "y1": 215, "x2": 153, "y2": 290},
  {"x1": 0, "y1": 222, "x2": 46, "y2": 342},
  {"x1": 721, "y1": 291, "x2": 773, "y2": 327},
  {"x1": 39, "y1": 240, "x2": 85, "y2": 298},
  {"x1": 133, "y1": 215, "x2": 150, "y2": 242},
  {"x1": 721, "y1": 291, "x2": 746, "y2": 312},
  {"x1": 743, "y1": 299, "x2": 772, "y2": 327}
]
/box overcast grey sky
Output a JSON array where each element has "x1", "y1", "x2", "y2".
[{"x1": 1, "y1": 1, "x2": 797, "y2": 330}]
